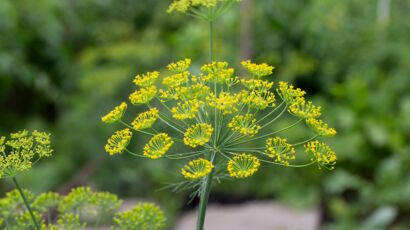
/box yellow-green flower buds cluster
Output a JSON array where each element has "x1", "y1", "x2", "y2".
[
  {"x1": 265, "y1": 137, "x2": 296, "y2": 166},
  {"x1": 227, "y1": 154, "x2": 260, "y2": 178},
  {"x1": 132, "y1": 108, "x2": 159, "y2": 130},
  {"x1": 181, "y1": 158, "x2": 214, "y2": 180},
  {"x1": 101, "y1": 102, "x2": 127, "y2": 123},
  {"x1": 114, "y1": 203, "x2": 166, "y2": 230},
  {"x1": 183, "y1": 123, "x2": 213, "y2": 148},
  {"x1": 207, "y1": 92, "x2": 239, "y2": 115},
  {"x1": 104, "y1": 128, "x2": 132, "y2": 156},
  {"x1": 288, "y1": 99, "x2": 322, "y2": 119},
  {"x1": 305, "y1": 140, "x2": 337, "y2": 169},
  {"x1": 171, "y1": 99, "x2": 201, "y2": 120},
  {"x1": 276, "y1": 81, "x2": 306, "y2": 105},
  {"x1": 168, "y1": 58, "x2": 191, "y2": 73},
  {"x1": 306, "y1": 118, "x2": 337, "y2": 137},
  {"x1": 143, "y1": 133, "x2": 174, "y2": 159},
  {"x1": 0, "y1": 130, "x2": 53, "y2": 179},
  {"x1": 129, "y1": 86, "x2": 157, "y2": 105},
  {"x1": 241, "y1": 60, "x2": 274, "y2": 78},
  {"x1": 168, "y1": 0, "x2": 239, "y2": 13},
  {"x1": 241, "y1": 79, "x2": 273, "y2": 92},
  {"x1": 240, "y1": 90, "x2": 276, "y2": 110},
  {"x1": 133, "y1": 71, "x2": 160, "y2": 87},
  {"x1": 228, "y1": 114, "x2": 261, "y2": 136},
  {"x1": 163, "y1": 71, "x2": 190, "y2": 88},
  {"x1": 201, "y1": 61, "x2": 235, "y2": 84}
]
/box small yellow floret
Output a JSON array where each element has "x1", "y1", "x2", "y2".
[
  {"x1": 171, "y1": 100, "x2": 201, "y2": 120},
  {"x1": 265, "y1": 137, "x2": 296, "y2": 166},
  {"x1": 228, "y1": 114, "x2": 261, "y2": 136},
  {"x1": 101, "y1": 102, "x2": 127, "y2": 123},
  {"x1": 276, "y1": 81, "x2": 306, "y2": 104},
  {"x1": 162, "y1": 71, "x2": 190, "y2": 88},
  {"x1": 241, "y1": 60, "x2": 274, "y2": 77},
  {"x1": 227, "y1": 153, "x2": 260, "y2": 178},
  {"x1": 306, "y1": 118, "x2": 337, "y2": 136},
  {"x1": 133, "y1": 71, "x2": 159, "y2": 87},
  {"x1": 167, "y1": 58, "x2": 191, "y2": 72},
  {"x1": 201, "y1": 62, "x2": 234, "y2": 84},
  {"x1": 143, "y1": 133, "x2": 174, "y2": 159},
  {"x1": 288, "y1": 99, "x2": 321, "y2": 119},
  {"x1": 305, "y1": 140, "x2": 337, "y2": 169},
  {"x1": 207, "y1": 92, "x2": 239, "y2": 115},
  {"x1": 181, "y1": 158, "x2": 214, "y2": 180},
  {"x1": 132, "y1": 108, "x2": 159, "y2": 130},
  {"x1": 183, "y1": 123, "x2": 213, "y2": 148},
  {"x1": 129, "y1": 86, "x2": 157, "y2": 105},
  {"x1": 241, "y1": 79, "x2": 273, "y2": 91},
  {"x1": 240, "y1": 90, "x2": 276, "y2": 110},
  {"x1": 105, "y1": 129, "x2": 132, "y2": 156}
]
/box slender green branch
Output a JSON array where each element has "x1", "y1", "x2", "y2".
[
  {"x1": 257, "y1": 101, "x2": 285, "y2": 124},
  {"x1": 125, "y1": 148, "x2": 147, "y2": 158},
  {"x1": 119, "y1": 120, "x2": 155, "y2": 136},
  {"x1": 12, "y1": 177, "x2": 40, "y2": 230},
  {"x1": 260, "y1": 104, "x2": 288, "y2": 129},
  {"x1": 291, "y1": 135, "x2": 319, "y2": 146}
]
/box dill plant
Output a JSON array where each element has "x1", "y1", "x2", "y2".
[{"x1": 102, "y1": 1, "x2": 337, "y2": 229}]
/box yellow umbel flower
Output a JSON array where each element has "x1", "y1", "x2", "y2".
[
  {"x1": 171, "y1": 100, "x2": 201, "y2": 120},
  {"x1": 181, "y1": 158, "x2": 214, "y2": 180},
  {"x1": 163, "y1": 71, "x2": 190, "y2": 88},
  {"x1": 265, "y1": 137, "x2": 296, "y2": 166},
  {"x1": 227, "y1": 154, "x2": 260, "y2": 178},
  {"x1": 167, "y1": 0, "x2": 191, "y2": 13},
  {"x1": 228, "y1": 114, "x2": 261, "y2": 136},
  {"x1": 241, "y1": 79, "x2": 273, "y2": 92},
  {"x1": 131, "y1": 108, "x2": 159, "y2": 130},
  {"x1": 129, "y1": 86, "x2": 157, "y2": 105},
  {"x1": 105, "y1": 129, "x2": 132, "y2": 156},
  {"x1": 288, "y1": 99, "x2": 321, "y2": 119},
  {"x1": 241, "y1": 60, "x2": 274, "y2": 78},
  {"x1": 167, "y1": 58, "x2": 192, "y2": 73},
  {"x1": 207, "y1": 92, "x2": 239, "y2": 115},
  {"x1": 305, "y1": 140, "x2": 337, "y2": 169},
  {"x1": 240, "y1": 90, "x2": 276, "y2": 110},
  {"x1": 133, "y1": 71, "x2": 160, "y2": 87},
  {"x1": 143, "y1": 133, "x2": 174, "y2": 159},
  {"x1": 276, "y1": 81, "x2": 306, "y2": 104},
  {"x1": 176, "y1": 83, "x2": 211, "y2": 101},
  {"x1": 306, "y1": 118, "x2": 337, "y2": 137},
  {"x1": 101, "y1": 102, "x2": 127, "y2": 124},
  {"x1": 201, "y1": 62, "x2": 234, "y2": 84},
  {"x1": 184, "y1": 123, "x2": 213, "y2": 148}
]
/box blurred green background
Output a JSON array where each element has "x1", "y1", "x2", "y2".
[{"x1": 1, "y1": 0, "x2": 410, "y2": 229}]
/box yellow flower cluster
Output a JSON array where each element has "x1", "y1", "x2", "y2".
[
  {"x1": 168, "y1": 58, "x2": 191, "y2": 73},
  {"x1": 265, "y1": 137, "x2": 296, "y2": 166},
  {"x1": 240, "y1": 90, "x2": 276, "y2": 110},
  {"x1": 241, "y1": 60, "x2": 274, "y2": 78},
  {"x1": 288, "y1": 99, "x2": 321, "y2": 119},
  {"x1": 227, "y1": 154, "x2": 260, "y2": 178},
  {"x1": 167, "y1": 0, "x2": 223, "y2": 13},
  {"x1": 207, "y1": 92, "x2": 239, "y2": 115},
  {"x1": 0, "y1": 130, "x2": 53, "y2": 179},
  {"x1": 101, "y1": 102, "x2": 127, "y2": 123},
  {"x1": 177, "y1": 83, "x2": 210, "y2": 101},
  {"x1": 305, "y1": 140, "x2": 337, "y2": 169},
  {"x1": 201, "y1": 62, "x2": 235, "y2": 84},
  {"x1": 105, "y1": 129, "x2": 132, "y2": 156},
  {"x1": 241, "y1": 79, "x2": 273, "y2": 91},
  {"x1": 306, "y1": 118, "x2": 337, "y2": 136},
  {"x1": 162, "y1": 71, "x2": 190, "y2": 88},
  {"x1": 171, "y1": 99, "x2": 201, "y2": 120},
  {"x1": 276, "y1": 81, "x2": 306, "y2": 104},
  {"x1": 183, "y1": 123, "x2": 213, "y2": 148},
  {"x1": 131, "y1": 108, "x2": 159, "y2": 130},
  {"x1": 143, "y1": 133, "x2": 174, "y2": 159},
  {"x1": 133, "y1": 71, "x2": 159, "y2": 87},
  {"x1": 228, "y1": 114, "x2": 261, "y2": 136},
  {"x1": 181, "y1": 158, "x2": 214, "y2": 180},
  {"x1": 129, "y1": 86, "x2": 157, "y2": 105}
]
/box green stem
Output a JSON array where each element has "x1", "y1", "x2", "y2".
[
  {"x1": 12, "y1": 177, "x2": 40, "y2": 230},
  {"x1": 196, "y1": 152, "x2": 216, "y2": 230}
]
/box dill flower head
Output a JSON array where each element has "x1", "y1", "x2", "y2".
[
  {"x1": 143, "y1": 133, "x2": 174, "y2": 159},
  {"x1": 181, "y1": 158, "x2": 214, "y2": 180},
  {"x1": 305, "y1": 140, "x2": 337, "y2": 169},
  {"x1": 306, "y1": 118, "x2": 337, "y2": 137},
  {"x1": 177, "y1": 83, "x2": 210, "y2": 101},
  {"x1": 241, "y1": 79, "x2": 273, "y2": 92},
  {"x1": 133, "y1": 71, "x2": 160, "y2": 87},
  {"x1": 167, "y1": 0, "x2": 240, "y2": 14},
  {"x1": 105, "y1": 129, "x2": 132, "y2": 156},
  {"x1": 101, "y1": 102, "x2": 127, "y2": 123},
  {"x1": 168, "y1": 58, "x2": 192, "y2": 73},
  {"x1": 162, "y1": 71, "x2": 190, "y2": 88},
  {"x1": 265, "y1": 137, "x2": 296, "y2": 166},
  {"x1": 171, "y1": 99, "x2": 201, "y2": 120},
  {"x1": 132, "y1": 108, "x2": 159, "y2": 130},
  {"x1": 227, "y1": 154, "x2": 260, "y2": 178},
  {"x1": 201, "y1": 62, "x2": 235, "y2": 84},
  {"x1": 129, "y1": 86, "x2": 157, "y2": 105},
  {"x1": 228, "y1": 114, "x2": 261, "y2": 136},
  {"x1": 277, "y1": 81, "x2": 306, "y2": 104},
  {"x1": 241, "y1": 60, "x2": 274, "y2": 78},
  {"x1": 184, "y1": 123, "x2": 213, "y2": 148},
  {"x1": 240, "y1": 90, "x2": 276, "y2": 110},
  {"x1": 288, "y1": 99, "x2": 322, "y2": 119},
  {"x1": 207, "y1": 92, "x2": 239, "y2": 115},
  {"x1": 114, "y1": 203, "x2": 166, "y2": 230},
  {"x1": 0, "y1": 130, "x2": 53, "y2": 179}
]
